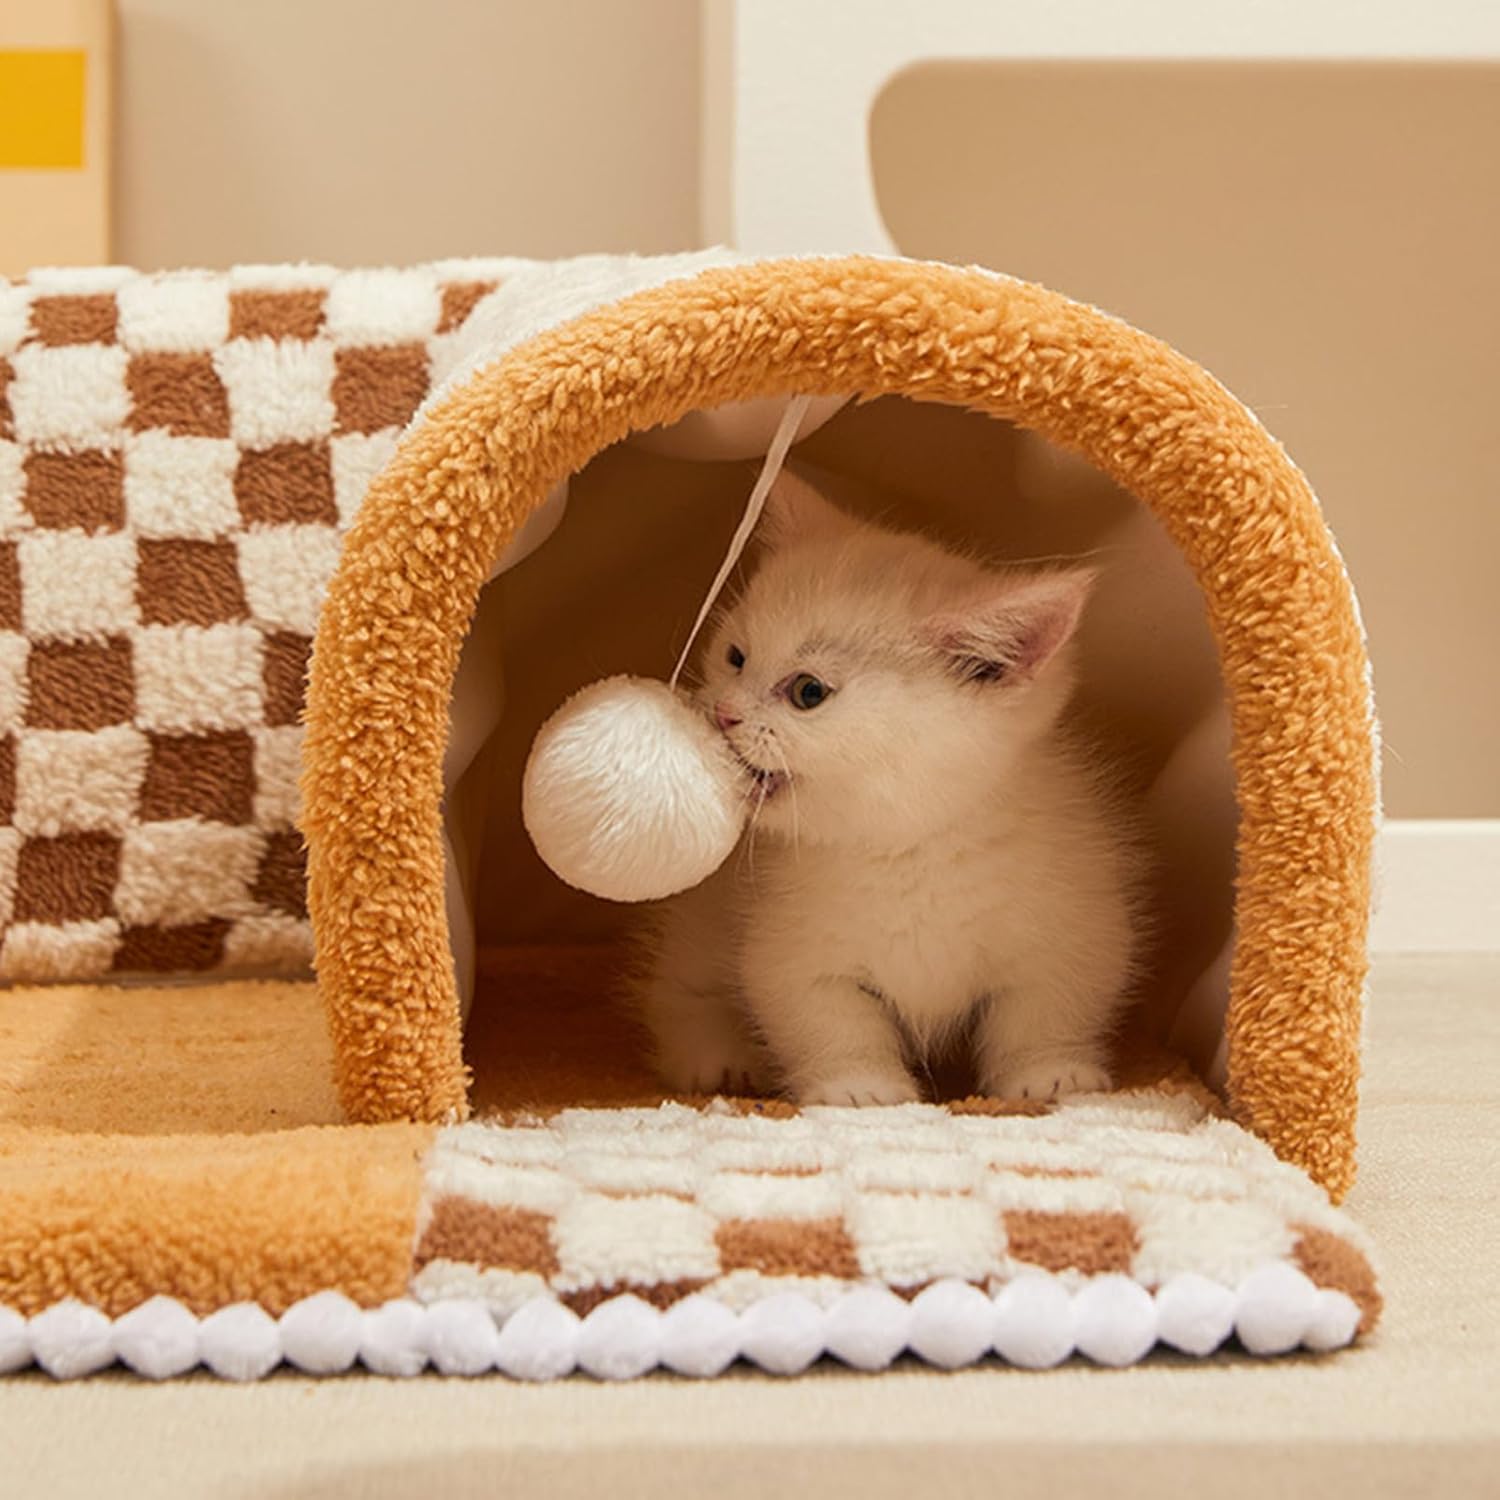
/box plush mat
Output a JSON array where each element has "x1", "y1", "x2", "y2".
[{"x1": 0, "y1": 948, "x2": 1378, "y2": 1379}]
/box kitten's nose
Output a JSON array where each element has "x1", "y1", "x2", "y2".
[{"x1": 714, "y1": 702, "x2": 742, "y2": 732}]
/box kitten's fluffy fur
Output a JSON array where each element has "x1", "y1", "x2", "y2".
[{"x1": 637, "y1": 473, "x2": 1142, "y2": 1106}]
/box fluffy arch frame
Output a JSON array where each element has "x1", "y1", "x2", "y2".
[{"x1": 301, "y1": 257, "x2": 1375, "y2": 1201}]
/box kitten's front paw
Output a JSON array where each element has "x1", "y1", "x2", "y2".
[
  {"x1": 656, "y1": 1033, "x2": 775, "y2": 1097},
  {"x1": 797, "y1": 1070, "x2": 921, "y2": 1107},
  {"x1": 986, "y1": 1058, "x2": 1111, "y2": 1103}
]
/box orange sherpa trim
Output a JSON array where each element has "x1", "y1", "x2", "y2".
[
  {"x1": 0, "y1": 1124, "x2": 431, "y2": 1317},
  {"x1": 0, "y1": 978, "x2": 433, "y2": 1316},
  {"x1": 303, "y1": 257, "x2": 1375, "y2": 1200}
]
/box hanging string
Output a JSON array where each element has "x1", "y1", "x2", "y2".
[{"x1": 668, "y1": 394, "x2": 813, "y2": 690}]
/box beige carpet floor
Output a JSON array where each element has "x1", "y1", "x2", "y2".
[{"x1": 4, "y1": 951, "x2": 1496, "y2": 1499}]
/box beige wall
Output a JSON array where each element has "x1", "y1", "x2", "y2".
[
  {"x1": 111, "y1": 0, "x2": 700, "y2": 268},
  {"x1": 871, "y1": 61, "x2": 1500, "y2": 819}
]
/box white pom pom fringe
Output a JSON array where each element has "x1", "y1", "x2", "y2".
[
  {"x1": 0, "y1": 1264, "x2": 1362, "y2": 1381},
  {"x1": 360, "y1": 1298, "x2": 430, "y2": 1377},
  {"x1": 112, "y1": 1295, "x2": 200, "y2": 1380},
  {"x1": 200, "y1": 1303, "x2": 280, "y2": 1381}
]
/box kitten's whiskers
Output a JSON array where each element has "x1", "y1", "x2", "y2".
[{"x1": 767, "y1": 734, "x2": 800, "y2": 859}]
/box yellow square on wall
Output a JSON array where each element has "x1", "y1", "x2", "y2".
[{"x1": 0, "y1": 49, "x2": 87, "y2": 169}]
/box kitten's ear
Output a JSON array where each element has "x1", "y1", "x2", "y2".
[
  {"x1": 759, "y1": 470, "x2": 853, "y2": 549},
  {"x1": 920, "y1": 569, "x2": 1095, "y2": 685}
]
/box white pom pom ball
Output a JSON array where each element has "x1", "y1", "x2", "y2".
[{"x1": 522, "y1": 676, "x2": 746, "y2": 903}]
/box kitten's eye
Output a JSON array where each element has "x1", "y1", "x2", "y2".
[
  {"x1": 727, "y1": 644, "x2": 745, "y2": 671},
  {"x1": 787, "y1": 673, "x2": 830, "y2": 711}
]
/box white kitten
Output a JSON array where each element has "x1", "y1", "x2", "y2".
[{"x1": 636, "y1": 473, "x2": 1142, "y2": 1106}]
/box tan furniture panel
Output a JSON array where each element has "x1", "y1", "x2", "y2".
[
  {"x1": 111, "y1": 0, "x2": 699, "y2": 268},
  {"x1": 870, "y1": 61, "x2": 1500, "y2": 818}
]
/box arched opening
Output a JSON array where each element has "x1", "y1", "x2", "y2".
[{"x1": 465, "y1": 394, "x2": 1233, "y2": 1111}]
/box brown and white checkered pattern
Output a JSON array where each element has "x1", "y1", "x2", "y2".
[
  {"x1": 410, "y1": 1091, "x2": 1382, "y2": 1330},
  {"x1": 0, "y1": 261, "x2": 508, "y2": 982}
]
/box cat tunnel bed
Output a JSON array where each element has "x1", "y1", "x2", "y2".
[{"x1": 0, "y1": 251, "x2": 1379, "y2": 1380}]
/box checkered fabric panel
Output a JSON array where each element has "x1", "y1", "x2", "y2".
[
  {"x1": 410, "y1": 1093, "x2": 1382, "y2": 1331},
  {"x1": 0, "y1": 263, "x2": 505, "y2": 982}
]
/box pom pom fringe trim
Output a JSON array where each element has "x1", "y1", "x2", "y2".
[{"x1": 1, "y1": 1265, "x2": 1362, "y2": 1382}]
